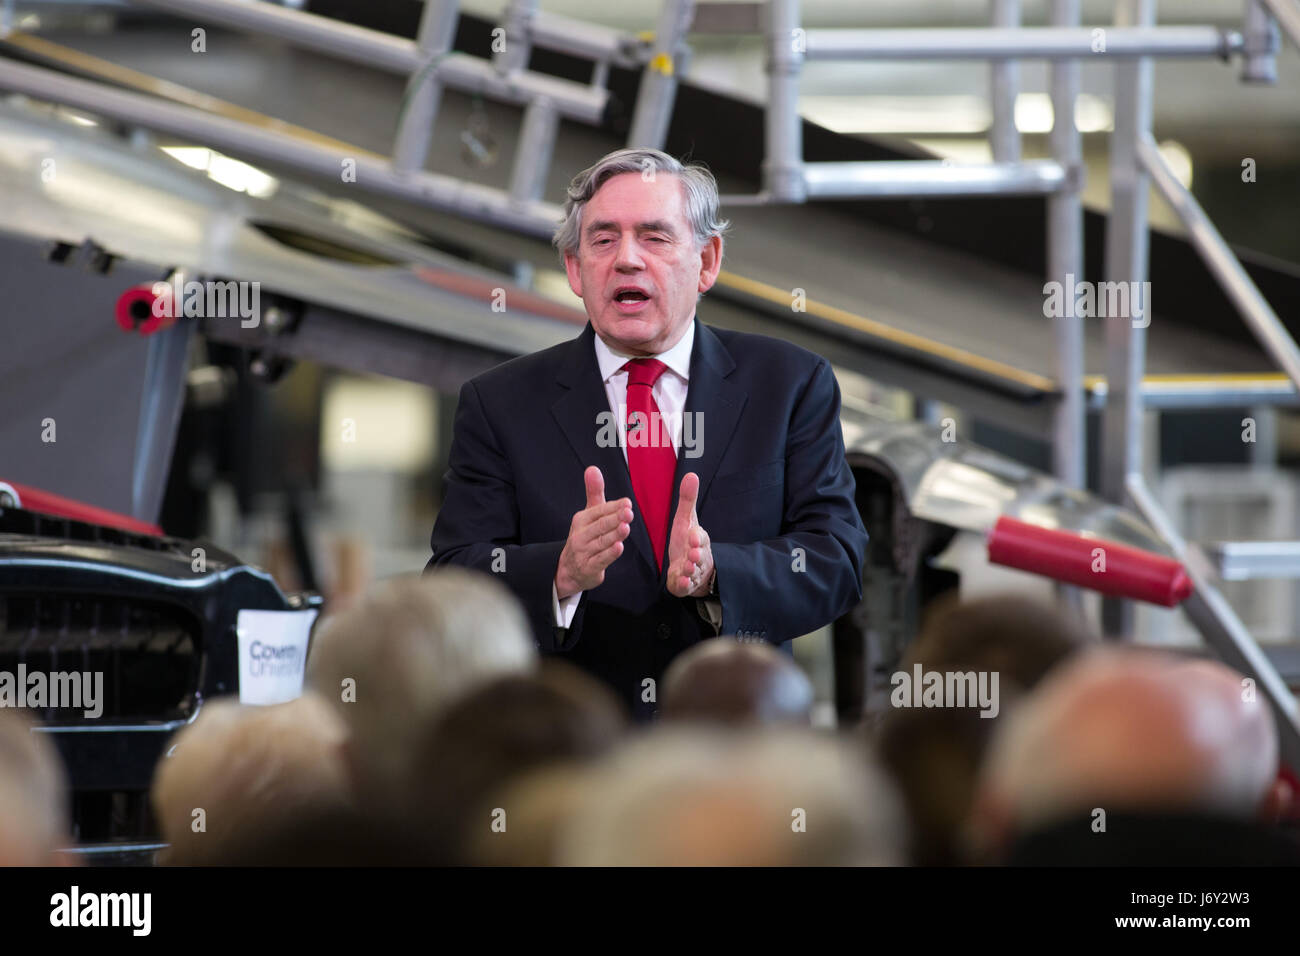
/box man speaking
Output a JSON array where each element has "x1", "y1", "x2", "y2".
[{"x1": 428, "y1": 147, "x2": 867, "y2": 720}]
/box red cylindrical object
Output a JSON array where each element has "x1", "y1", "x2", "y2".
[
  {"x1": 987, "y1": 515, "x2": 1192, "y2": 607},
  {"x1": 0, "y1": 479, "x2": 162, "y2": 536},
  {"x1": 115, "y1": 283, "x2": 173, "y2": 335}
]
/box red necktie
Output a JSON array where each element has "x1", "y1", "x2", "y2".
[{"x1": 623, "y1": 358, "x2": 677, "y2": 571}]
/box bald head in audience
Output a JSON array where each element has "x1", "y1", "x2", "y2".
[
  {"x1": 973, "y1": 649, "x2": 1287, "y2": 855},
  {"x1": 151, "y1": 693, "x2": 351, "y2": 865},
  {"x1": 661, "y1": 637, "x2": 814, "y2": 725},
  {"x1": 0, "y1": 710, "x2": 71, "y2": 865},
  {"x1": 306, "y1": 569, "x2": 535, "y2": 807},
  {"x1": 559, "y1": 728, "x2": 903, "y2": 866}
]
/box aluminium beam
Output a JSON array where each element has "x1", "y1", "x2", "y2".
[
  {"x1": 801, "y1": 159, "x2": 1065, "y2": 199},
  {"x1": 1048, "y1": 0, "x2": 1085, "y2": 492},
  {"x1": 1100, "y1": 0, "x2": 1156, "y2": 639},
  {"x1": 125, "y1": 0, "x2": 607, "y2": 124},
  {"x1": 0, "y1": 57, "x2": 563, "y2": 237},
  {"x1": 801, "y1": 26, "x2": 1243, "y2": 61},
  {"x1": 1128, "y1": 475, "x2": 1300, "y2": 775},
  {"x1": 1139, "y1": 134, "x2": 1300, "y2": 393}
]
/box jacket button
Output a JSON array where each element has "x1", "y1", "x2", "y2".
[{"x1": 657, "y1": 623, "x2": 671, "y2": 640}]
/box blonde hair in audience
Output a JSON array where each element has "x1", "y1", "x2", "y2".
[
  {"x1": 151, "y1": 692, "x2": 350, "y2": 864},
  {"x1": 559, "y1": 728, "x2": 904, "y2": 866},
  {"x1": 0, "y1": 709, "x2": 71, "y2": 864},
  {"x1": 305, "y1": 569, "x2": 535, "y2": 801}
]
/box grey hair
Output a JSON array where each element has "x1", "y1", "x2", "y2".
[
  {"x1": 553, "y1": 147, "x2": 730, "y2": 258},
  {"x1": 305, "y1": 569, "x2": 535, "y2": 807},
  {"x1": 556, "y1": 727, "x2": 905, "y2": 866}
]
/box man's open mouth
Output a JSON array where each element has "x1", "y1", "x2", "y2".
[{"x1": 614, "y1": 290, "x2": 650, "y2": 302}]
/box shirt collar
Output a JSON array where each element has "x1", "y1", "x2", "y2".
[{"x1": 593, "y1": 318, "x2": 694, "y2": 385}]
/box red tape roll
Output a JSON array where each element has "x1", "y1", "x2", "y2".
[
  {"x1": 0, "y1": 479, "x2": 162, "y2": 536},
  {"x1": 987, "y1": 515, "x2": 1192, "y2": 607},
  {"x1": 115, "y1": 283, "x2": 173, "y2": 336}
]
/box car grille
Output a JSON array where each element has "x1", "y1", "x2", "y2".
[{"x1": 0, "y1": 593, "x2": 199, "y2": 723}]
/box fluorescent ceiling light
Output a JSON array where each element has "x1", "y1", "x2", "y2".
[
  {"x1": 800, "y1": 92, "x2": 1113, "y2": 135},
  {"x1": 160, "y1": 145, "x2": 279, "y2": 198},
  {"x1": 1015, "y1": 92, "x2": 1113, "y2": 133},
  {"x1": 1157, "y1": 139, "x2": 1194, "y2": 188},
  {"x1": 909, "y1": 139, "x2": 993, "y2": 164},
  {"x1": 801, "y1": 95, "x2": 990, "y2": 135}
]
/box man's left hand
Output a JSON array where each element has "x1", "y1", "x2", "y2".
[{"x1": 666, "y1": 472, "x2": 715, "y2": 598}]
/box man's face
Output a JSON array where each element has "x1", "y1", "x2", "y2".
[{"x1": 564, "y1": 171, "x2": 722, "y2": 356}]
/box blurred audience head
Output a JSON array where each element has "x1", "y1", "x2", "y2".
[
  {"x1": 0, "y1": 710, "x2": 70, "y2": 865},
  {"x1": 408, "y1": 661, "x2": 625, "y2": 862},
  {"x1": 661, "y1": 637, "x2": 814, "y2": 726},
  {"x1": 876, "y1": 707, "x2": 994, "y2": 866},
  {"x1": 305, "y1": 569, "x2": 535, "y2": 807},
  {"x1": 972, "y1": 649, "x2": 1285, "y2": 857},
  {"x1": 876, "y1": 592, "x2": 1088, "y2": 865},
  {"x1": 903, "y1": 592, "x2": 1091, "y2": 689},
  {"x1": 470, "y1": 764, "x2": 594, "y2": 866},
  {"x1": 558, "y1": 727, "x2": 904, "y2": 866},
  {"x1": 151, "y1": 692, "x2": 350, "y2": 865}
]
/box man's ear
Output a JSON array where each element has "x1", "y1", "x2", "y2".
[
  {"x1": 563, "y1": 250, "x2": 584, "y2": 299},
  {"x1": 697, "y1": 235, "x2": 723, "y2": 294}
]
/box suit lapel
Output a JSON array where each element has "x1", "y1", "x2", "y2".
[{"x1": 670, "y1": 319, "x2": 746, "y2": 541}]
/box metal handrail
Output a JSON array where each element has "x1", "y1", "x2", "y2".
[
  {"x1": 1262, "y1": 0, "x2": 1300, "y2": 52},
  {"x1": 1138, "y1": 133, "x2": 1300, "y2": 391}
]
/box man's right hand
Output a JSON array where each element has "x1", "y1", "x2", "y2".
[{"x1": 555, "y1": 466, "x2": 633, "y2": 600}]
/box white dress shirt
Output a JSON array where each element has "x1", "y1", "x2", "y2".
[{"x1": 551, "y1": 321, "x2": 697, "y2": 629}]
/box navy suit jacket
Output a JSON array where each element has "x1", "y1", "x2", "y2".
[{"x1": 426, "y1": 317, "x2": 867, "y2": 720}]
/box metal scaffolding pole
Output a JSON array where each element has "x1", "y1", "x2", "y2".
[
  {"x1": 509, "y1": 96, "x2": 559, "y2": 203},
  {"x1": 627, "y1": 0, "x2": 696, "y2": 149},
  {"x1": 495, "y1": 0, "x2": 538, "y2": 76},
  {"x1": 1261, "y1": 0, "x2": 1300, "y2": 53},
  {"x1": 124, "y1": 0, "x2": 608, "y2": 124},
  {"x1": 1049, "y1": 0, "x2": 1085, "y2": 491},
  {"x1": 391, "y1": 0, "x2": 459, "y2": 175},
  {"x1": 0, "y1": 57, "x2": 563, "y2": 237},
  {"x1": 1085, "y1": 376, "x2": 1300, "y2": 410},
  {"x1": 801, "y1": 26, "x2": 1243, "y2": 60},
  {"x1": 801, "y1": 159, "x2": 1065, "y2": 198},
  {"x1": 529, "y1": 11, "x2": 639, "y2": 66},
  {"x1": 1242, "y1": 0, "x2": 1281, "y2": 82},
  {"x1": 1139, "y1": 135, "x2": 1300, "y2": 389},
  {"x1": 1100, "y1": 0, "x2": 1156, "y2": 639},
  {"x1": 763, "y1": 0, "x2": 805, "y2": 202},
  {"x1": 1127, "y1": 475, "x2": 1300, "y2": 772},
  {"x1": 990, "y1": 0, "x2": 1022, "y2": 163},
  {"x1": 127, "y1": 0, "x2": 422, "y2": 72}
]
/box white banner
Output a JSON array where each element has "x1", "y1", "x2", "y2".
[{"x1": 235, "y1": 608, "x2": 318, "y2": 706}]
